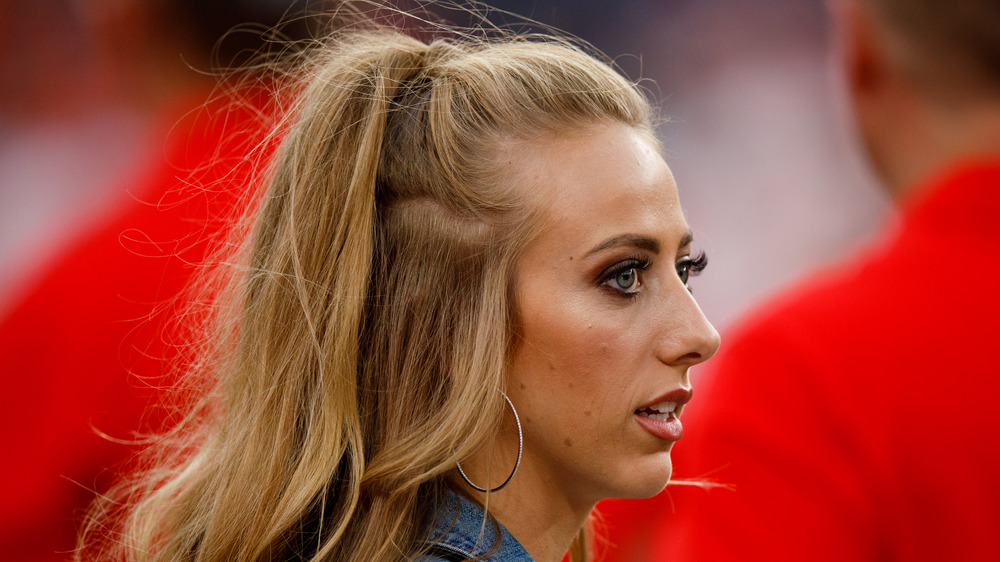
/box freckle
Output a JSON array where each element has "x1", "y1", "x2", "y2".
[
  {"x1": 564, "y1": 438, "x2": 573, "y2": 447},
  {"x1": 569, "y1": 256, "x2": 574, "y2": 261},
  {"x1": 520, "y1": 383, "x2": 526, "y2": 390},
  {"x1": 584, "y1": 410, "x2": 592, "y2": 417},
  {"x1": 525, "y1": 417, "x2": 533, "y2": 424}
]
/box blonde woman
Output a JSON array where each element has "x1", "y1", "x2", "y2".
[{"x1": 78, "y1": 9, "x2": 720, "y2": 562}]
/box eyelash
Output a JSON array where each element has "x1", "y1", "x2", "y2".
[
  {"x1": 599, "y1": 251, "x2": 709, "y2": 299},
  {"x1": 677, "y1": 251, "x2": 708, "y2": 288}
]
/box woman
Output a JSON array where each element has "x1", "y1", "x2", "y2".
[{"x1": 78, "y1": 11, "x2": 720, "y2": 562}]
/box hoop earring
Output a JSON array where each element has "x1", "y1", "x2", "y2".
[{"x1": 455, "y1": 389, "x2": 523, "y2": 493}]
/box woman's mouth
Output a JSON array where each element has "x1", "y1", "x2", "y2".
[
  {"x1": 634, "y1": 389, "x2": 691, "y2": 442},
  {"x1": 635, "y1": 400, "x2": 678, "y2": 422}
]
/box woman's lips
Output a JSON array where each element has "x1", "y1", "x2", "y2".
[
  {"x1": 634, "y1": 388, "x2": 691, "y2": 442},
  {"x1": 635, "y1": 409, "x2": 683, "y2": 441}
]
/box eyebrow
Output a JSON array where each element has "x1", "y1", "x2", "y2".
[
  {"x1": 679, "y1": 230, "x2": 694, "y2": 248},
  {"x1": 584, "y1": 230, "x2": 694, "y2": 258}
]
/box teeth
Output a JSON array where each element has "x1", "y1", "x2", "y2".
[
  {"x1": 637, "y1": 401, "x2": 678, "y2": 421},
  {"x1": 647, "y1": 401, "x2": 677, "y2": 414}
]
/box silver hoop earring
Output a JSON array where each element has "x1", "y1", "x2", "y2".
[{"x1": 455, "y1": 389, "x2": 523, "y2": 493}]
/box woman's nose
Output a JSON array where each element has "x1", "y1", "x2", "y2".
[{"x1": 655, "y1": 289, "x2": 721, "y2": 368}]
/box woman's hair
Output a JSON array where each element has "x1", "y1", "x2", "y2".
[{"x1": 78, "y1": 10, "x2": 652, "y2": 562}]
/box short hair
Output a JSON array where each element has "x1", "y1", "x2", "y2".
[{"x1": 863, "y1": 0, "x2": 1000, "y2": 92}]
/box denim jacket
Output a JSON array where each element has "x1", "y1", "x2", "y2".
[{"x1": 418, "y1": 491, "x2": 534, "y2": 561}]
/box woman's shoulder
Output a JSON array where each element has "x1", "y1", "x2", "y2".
[{"x1": 420, "y1": 491, "x2": 533, "y2": 561}]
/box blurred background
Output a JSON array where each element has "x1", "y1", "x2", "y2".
[
  {"x1": 0, "y1": 0, "x2": 889, "y2": 559},
  {"x1": 0, "y1": 0, "x2": 889, "y2": 326}
]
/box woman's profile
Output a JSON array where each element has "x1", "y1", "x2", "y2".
[{"x1": 77, "y1": 4, "x2": 720, "y2": 561}]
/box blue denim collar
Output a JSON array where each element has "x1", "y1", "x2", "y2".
[{"x1": 423, "y1": 491, "x2": 534, "y2": 561}]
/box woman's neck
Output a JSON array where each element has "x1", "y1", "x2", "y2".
[{"x1": 459, "y1": 460, "x2": 595, "y2": 562}]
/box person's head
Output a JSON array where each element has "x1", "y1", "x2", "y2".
[
  {"x1": 489, "y1": 120, "x2": 720, "y2": 509},
  {"x1": 82, "y1": 17, "x2": 718, "y2": 562},
  {"x1": 829, "y1": 0, "x2": 1000, "y2": 196}
]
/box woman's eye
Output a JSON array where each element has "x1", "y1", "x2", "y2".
[
  {"x1": 676, "y1": 251, "x2": 708, "y2": 287},
  {"x1": 600, "y1": 256, "x2": 651, "y2": 297},
  {"x1": 676, "y1": 260, "x2": 692, "y2": 285},
  {"x1": 614, "y1": 268, "x2": 638, "y2": 291}
]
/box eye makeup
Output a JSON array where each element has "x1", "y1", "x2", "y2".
[{"x1": 676, "y1": 251, "x2": 708, "y2": 286}]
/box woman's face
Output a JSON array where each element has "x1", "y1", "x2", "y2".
[{"x1": 505, "y1": 121, "x2": 720, "y2": 509}]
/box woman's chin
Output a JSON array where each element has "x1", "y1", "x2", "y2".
[{"x1": 607, "y1": 456, "x2": 673, "y2": 500}]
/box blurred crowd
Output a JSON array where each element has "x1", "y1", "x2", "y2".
[{"x1": 1, "y1": 0, "x2": 885, "y2": 326}]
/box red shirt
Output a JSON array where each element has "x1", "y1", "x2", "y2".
[
  {"x1": 0, "y1": 91, "x2": 272, "y2": 561},
  {"x1": 599, "y1": 161, "x2": 1000, "y2": 561}
]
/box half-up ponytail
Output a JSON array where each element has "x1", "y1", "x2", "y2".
[
  {"x1": 79, "y1": 17, "x2": 652, "y2": 562},
  {"x1": 194, "y1": 35, "x2": 437, "y2": 559}
]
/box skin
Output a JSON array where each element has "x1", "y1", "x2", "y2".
[{"x1": 458, "y1": 121, "x2": 721, "y2": 562}]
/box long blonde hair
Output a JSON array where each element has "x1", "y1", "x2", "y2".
[{"x1": 79, "y1": 13, "x2": 652, "y2": 562}]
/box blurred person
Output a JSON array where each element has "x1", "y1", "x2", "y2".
[
  {"x1": 0, "y1": 0, "x2": 174, "y2": 314},
  {"x1": 75, "y1": 6, "x2": 720, "y2": 562},
  {"x1": 612, "y1": 0, "x2": 1000, "y2": 559},
  {"x1": 0, "y1": 91, "x2": 276, "y2": 561},
  {"x1": 0, "y1": 0, "x2": 317, "y2": 312},
  {"x1": 0, "y1": 2, "x2": 319, "y2": 560}
]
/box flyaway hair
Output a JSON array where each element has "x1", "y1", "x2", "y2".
[{"x1": 77, "y1": 5, "x2": 653, "y2": 561}]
